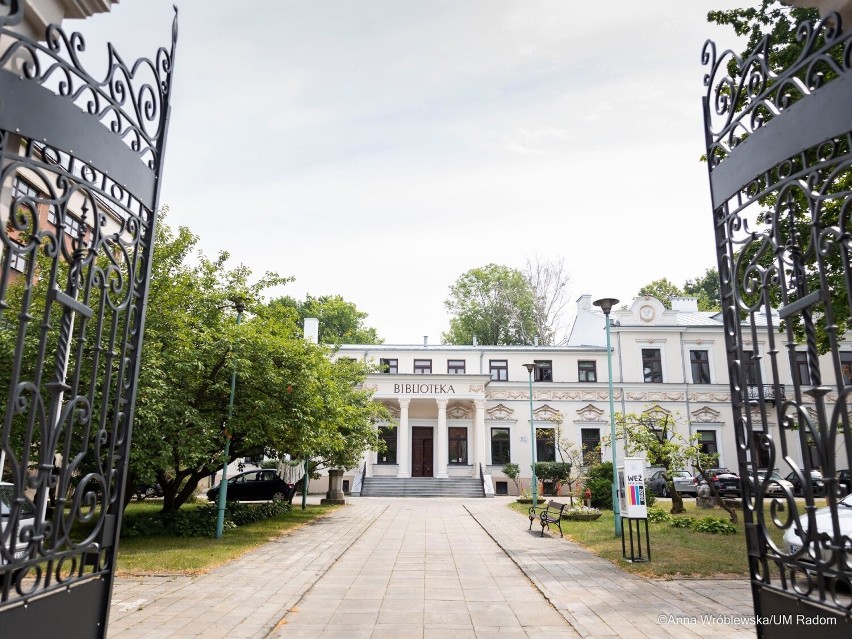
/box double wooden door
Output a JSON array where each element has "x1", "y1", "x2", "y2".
[{"x1": 411, "y1": 427, "x2": 433, "y2": 477}]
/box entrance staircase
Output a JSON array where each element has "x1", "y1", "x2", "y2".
[{"x1": 359, "y1": 476, "x2": 485, "y2": 498}]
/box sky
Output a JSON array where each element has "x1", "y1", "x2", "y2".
[{"x1": 69, "y1": 0, "x2": 754, "y2": 344}]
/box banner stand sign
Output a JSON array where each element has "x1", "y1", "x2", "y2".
[{"x1": 618, "y1": 458, "x2": 650, "y2": 562}]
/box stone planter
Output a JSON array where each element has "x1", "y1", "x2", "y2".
[{"x1": 562, "y1": 512, "x2": 602, "y2": 521}]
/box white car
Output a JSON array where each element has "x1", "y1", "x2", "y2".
[
  {"x1": 0, "y1": 481, "x2": 35, "y2": 563},
  {"x1": 756, "y1": 470, "x2": 795, "y2": 497},
  {"x1": 782, "y1": 492, "x2": 852, "y2": 564}
]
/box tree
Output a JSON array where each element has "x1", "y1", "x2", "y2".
[
  {"x1": 502, "y1": 462, "x2": 521, "y2": 495},
  {"x1": 637, "y1": 278, "x2": 683, "y2": 308},
  {"x1": 609, "y1": 408, "x2": 694, "y2": 514},
  {"x1": 523, "y1": 256, "x2": 572, "y2": 345},
  {"x1": 683, "y1": 267, "x2": 721, "y2": 311},
  {"x1": 131, "y1": 220, "x2": 386, "y2": 513},
  {"x1": 443, "y1": 264, "x2": 535, "y2": 345},
  {"x1": 271, "y1": 294, "x2": 382, "y2": 344}
]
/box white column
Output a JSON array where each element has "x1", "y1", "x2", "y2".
[
  {"x1": 436, "y1": 399, "x2": 448, "y2": 478},
  {"x1": 397, "y1": 398, "x2": 411, "y2": 478},
  {"x1": 472, "y1": 399, "x2": 486, "y2": 478}
]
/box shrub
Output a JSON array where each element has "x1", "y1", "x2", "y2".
[
  {"x1": 670, "y1": 516, "x2": 695, "y2": 529},
  {"x1": 647, "y1": 507, "x2": 672, "y2": 523},
  {"x1": 694, "y1": 516, "x2": 737, "y2": 535},
  {"x1": 646, "y1": 491, "x2": 656, "y2": 508},
  {"x1": 170, "y1": 506, "x2": 224, "y2": 537},
  {"x1": 584, "y1": 462, "x2": 614, "y2": 510}
]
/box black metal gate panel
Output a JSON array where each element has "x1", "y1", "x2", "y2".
[
  {"x1": 703, "y1": 12, "x2": 852, "y2": 636},
  {"x1": 0, "y1": 4, "x2": 176, "y2": 636}
]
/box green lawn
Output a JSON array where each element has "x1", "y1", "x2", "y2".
[
  {"x1": 115, "y1": 501, "x2": 339, "y2": 575},
  {"x1": 508, "y1": 499, "x2": 817, "y2": 579}
]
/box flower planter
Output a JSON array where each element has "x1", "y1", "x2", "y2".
[{"x1": 562, "y1": 512, "x2": 602, "y2": 521}]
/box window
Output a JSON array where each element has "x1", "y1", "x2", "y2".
[
  {"x1": 794, "y1": 352, "x2": 810, "y2": 386},
  {"x1": 379, "y1": 358, "x2": 398, "y2": 374},
  {"x1": 449, "y1": 427, "x2": 467, "y2": 464},
  {"x1": 489, "y1": 359, "x2": 508, "y2": 381},
  {"x1": 697, "y1": 430, "x2": 718, "y2": 456},
  {"x1": 65, "y1": 214, "x2": 84, "y2": 239},
  {"x1": 534, "y1": 360, "x2": 552, "y2": 382},
  {"x1": 413, "y1": 359, "x2": 432, "y2": 374},
  {"x1": 535, "y1": 427, "x2": 555, "y2": 462},
  {"x1": 447, "y1": 359, "x2": 466, "y2": 375},
  {"x1": 378, "y1": 426, "x2": 397, "y2": 464},
  {"x1": 495, "y1": 481, "x2": 508, "y2": 495},
  {"x1": 581, "y1": 428, "x2": 600, "y2": 465},
  {"x1": 8, "y1": 250, "x2": 27, "y2": 272},
  {"x1": 642, "y1": 349, "x2": 662, "y2": 383},
  {"x1": 491, "y1": 428, "x2": 510, "y2": 465},
  {"x1": 841, "y1": 352, "x2": 852, "y2": 385},
  {"x1": 742, "y1": 350, "x2": 758, "y2": 385},
  {"x1": 578, "y1": 360, "x2": 597, "y2": 382},
  {"x1": 690, "y1": 350, "x2": 711, "y2": 384}
]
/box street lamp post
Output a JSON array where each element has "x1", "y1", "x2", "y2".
[
  {"x1": 523, "y1": 363, "x2": 538, "y2": 508},
  {"x1": 216, "y1": 298, "x2": 245, "y2": 540},
  {"x1": 593, "y1": 297, "x2": 622, "y2": 538}
]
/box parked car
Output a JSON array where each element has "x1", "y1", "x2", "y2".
[
  {"x1": 696, "y1": 468, "x2": 741, "y2": 496},
  {"x1": 755, "y1": 469, "x2": 795, "y2": 497},
  {"x1": 838, "y1": 470, "x2": 851, "y2": 496},
  {"x1": 782, "y1": 491, "x2": 852, "y2": 563},
  {"x1": 784, "y1": 470, "x2": 826, "y2": 497},
  {"x1": 646, "y1": 470, "x2": 698, "y2": 497},
  {"x1": 135, "y1": 483, "x2": 164, "y2": 500},
  {"x1": 206, "y1": 470, "x2": 294, "y2": 503},
  {"x1": 0, "y1": 481, "x2": 35, "y2": 563}
]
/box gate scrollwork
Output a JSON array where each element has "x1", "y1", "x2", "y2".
[
  {"x1": 704, "y1": 10, "x2": 852, "y2": 631},
  {"x1": 0, "y1": 4, "x2": 176, "y2": 635}
]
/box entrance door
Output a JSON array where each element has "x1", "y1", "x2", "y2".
[{"x1": 411, "y1": 427, "x2": 434, "y2": 477}]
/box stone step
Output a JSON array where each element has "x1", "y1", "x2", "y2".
[{"x1": 360, "y1": 477, "x2": 485, "y2": 498}]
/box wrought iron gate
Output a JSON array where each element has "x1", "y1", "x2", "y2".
[
  {"x1": 0, "y1": 4, "x2": 176, "y2": 636},
  {"x1": 703, "y1": 11, "x2": 852, "y2": 637}
]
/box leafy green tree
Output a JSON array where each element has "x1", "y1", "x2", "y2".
[
  {"x1": 443, "y1": 264, "x2": 535, "y2": 345},
  {"x1": 271, "y1": 294, "x2": 382, "y2": 344},
  {"x1": 637, "y1": 278, "x2": 683, "y2": 308},
  {"x1": 608, "y1": 409, "x2": 694, "y2": 514},
  {"x1": 131, "y1": 221, "x2": 385, "y2": 513}
]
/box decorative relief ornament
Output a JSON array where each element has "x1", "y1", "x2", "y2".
[
  {"x1": 533, "y1": 404, "x2": 563, "y2": 422},
  {"x1": 487, "y1": 404, "x2": 514, "y2": 420},
  {"x1": 626, "y1": 391, "x2": 686, "y2": 401},
  {"x1": 468, "y1": 384, "x2": 485, "y2": 393},
  {"x1": 575, "y1": 404, "x2": 606, "y2": 422},
  {"x1": 640, "y1": 305, "x2": 656, "y2": 322},
  {"x1": 692, "y1": 406, "x2": 721, "y2": 423},
  {"x1": 364, "y1": 383, "x2": 378, "y2": 392},
  {"x1": 447, "y1": 404, "x2": 472, "y2": 419}
]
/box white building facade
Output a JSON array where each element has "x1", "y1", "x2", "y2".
[{"x1": 335, "y1": 294, "x2": 849, "y2": 496}]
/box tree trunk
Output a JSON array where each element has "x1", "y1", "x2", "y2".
[
  {"x1": 667, "y1": 480, "x2": 686, "y2": 514},
  {"x1": 695, "y1": 467, "x2": 738, "y2": 523}
]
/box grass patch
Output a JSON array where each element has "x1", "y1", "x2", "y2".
[
  {"x1": 510, "y1": 500, "x2": 808, "y2": 579},
  {"x1": 116, "y1": 502, "x2": 339, "y2": 575}
]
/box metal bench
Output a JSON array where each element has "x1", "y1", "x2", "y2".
[{"x1": 528, "y1": 500, "x2": 567, "y2": 537}]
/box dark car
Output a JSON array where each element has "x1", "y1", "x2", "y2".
[
  {"x1": 784, "y1": 470, "x2": 826, "y2": 497},
  {"x1": 646, "y1": 470, "x2": 698, "y2": 497},
  {"x1": 697, "y1": 468, "x2": 741, "y2": 496},
  {"x1": 207, "y1": 470, "x2": 294, "y2": 503},
  {"x1": 838, "y1": 470, "x2": 851, "y2": 496}
]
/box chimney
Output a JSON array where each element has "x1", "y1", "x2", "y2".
[
  {"x1": 423, "y1": 335, "x2": 428, "y2": 347},
  {"x1": 472, "y1": 335, "x2": 478, "y2": 346},
  {"x1": 534, "y1": 336, "x2": 539, "y2": 347},
  {"x1": 670, "y1": 297, "x2": 699, "y2": 313},
  {"x1": 577, "y1": 294, "x2": 592, "y2": 312},
  {"x1": 304, "y1": 318, "x2": 319, "y2": 344}
]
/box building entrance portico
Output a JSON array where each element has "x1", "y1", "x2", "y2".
[{"x1": 363, "y1": 375, "x2": 490, "y2": 481}]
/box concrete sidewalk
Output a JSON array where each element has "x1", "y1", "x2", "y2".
[{"x1": 109, "y1": 498, "x2": 754, "y2": 638}]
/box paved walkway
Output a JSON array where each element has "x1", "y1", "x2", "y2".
[{"x1": 109, "y1": 498, "x2": 755, "y2": 638}]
